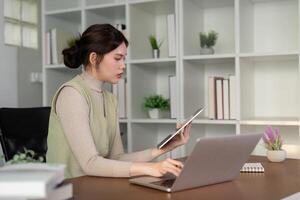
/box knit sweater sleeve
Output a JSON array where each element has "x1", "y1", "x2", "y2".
[
  {"x1": 109, "y1": 122, "x2": 155, "y2": 162},
  {"x1": 56, "y1": 86, "x2": 133, "y2": 177}
]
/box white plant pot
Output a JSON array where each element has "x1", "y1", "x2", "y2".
[
  {"x1": 152, "y1": 49, "x2": 160, "y2": 58},
  {"x1": 200, "y1": 47, "x2": 215, "y2": 55},
  {"x1": 148, "y1": 109, "x2": 159, "y2": 119},
  {"x1": 267, "y1": 150, "x2": 286, "y2": 162}
]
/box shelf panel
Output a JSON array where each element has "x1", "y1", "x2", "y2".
[
  {"x1": 119, "y1": 119, "x2": 129, "y2": 123},
  {"x1": 183, "y1": 54, "x2": 235, "y2": 64},
  {"x1": 85, "y1": 1, "x2": 126, "y2": 8},
  {"x1": 193, "y1": 119, "x2": 236, "y2": 125},
  {"x1": 239, "y1": 52, "x2": 299, "y2": 61},
  {"x1": 131, "y1": 119, "x2": 177, "y2": 123},
  {"x1": 240, "y1": 118, "x2": 299, "y2": 126},
  {"x1": 129, "y1": 58, "x2": 176, "y2": 64}
]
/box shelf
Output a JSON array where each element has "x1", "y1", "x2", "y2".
[
  {"x1": 45, "y1": 10, "x2": 82, "y2": 34},
  {"x1": 45, "y1": 8, "x2": 82, "y2": 16},
  {"x1": 85, "y1": 4, "x2": 126, "y2": 28},
  {"x1": 44, "y1": 64, "x2": 66, "y2": 69},
  {"x1": 183, "y1": 59, "x2": 235, "y2": 119},
  {"x1": 193, "y1": 119, "x2": 236, "y2": 125},
  {"x1": 240, "y1": 56, "x2": 299, "y2": 120},
  {"x1": 240, "y1": 0, "x2": 298, "y2": 53},
  {"x1": 129, "y1": 58, "x2": 176, "y2": 64},
  {"x1": 183, "y1": 54, "x2": 235, "y2": 64},
  {"x1": 131, "y1": 119, "x2": 177, "y2": 124},
  {"x1": 119, "y1": 119, "x2": 128, "y2": 123},
  {"x1": 129, "y1": 0, "x2": 175, "y2": 59},
  {"x1": 45, "y1": 0, "x2": 82, "y2": 12},
  {"x1": 129, "y1": 0, "x2": 163, "y2": 5},
  {"x1": 239, "y1": 52, "x2": 299, "y2": 61},
  {"x1": 182, "y1": 0, "x2": 235, "y2": 56},
  {"x1": 240, "y1": 118, "x2": 299, "y2": 126},
  {"x1": 130, "y1": 62, "x2": 176, "y2": 119},
  {"x1": 85, "y1": 0, "x2": 126, "y2": 7}
]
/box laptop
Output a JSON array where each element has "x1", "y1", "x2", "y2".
[{"x1": 129, "y1": 133, "x2": 262, "y2": 192}]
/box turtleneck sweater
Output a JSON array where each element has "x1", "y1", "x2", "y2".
[{"x1": 55, "y1": 71, "x2": 154, "y2": 177}]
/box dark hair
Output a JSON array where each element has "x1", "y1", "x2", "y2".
[{"x1": 62, "y1": 24, "x2": 129, "y2": 69}]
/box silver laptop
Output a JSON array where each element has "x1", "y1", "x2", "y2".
[{"x1": 129, "y1": 133, "x2": 262, "y2": 192}]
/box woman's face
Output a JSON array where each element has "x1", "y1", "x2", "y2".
[{"x1": 97, "y1": 42, "x2": 127, "y2": 84}]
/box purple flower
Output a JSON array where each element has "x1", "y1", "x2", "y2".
[{"x1": 264, "y1": 126, "x2": 275, "y2": 142}]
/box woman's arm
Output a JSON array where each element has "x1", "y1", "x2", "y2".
[{"x1": 110, "y1": 120, "x2": 191, "y2": 162}]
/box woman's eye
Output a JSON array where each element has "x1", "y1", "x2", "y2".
[{"x1": 115, "y1": 57, "x2": 122, "y2": 61}]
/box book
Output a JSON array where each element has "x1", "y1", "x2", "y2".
[
  {"x1": 223, "y1": 79, "x2": 230, "y2": 120},
  {"x1": 167, "y1": 14, "x2": 176, "y2": 57},
  {"x1": 240, "y1": 163, "x2": 265, "y2": 173},
  {"x1": 229, "y1": 75, "x2": 236, "y2": 119},
  {"x1": 45, "y1": 31, "x2": 51, "y2": 65},
  {"x1": 51, "y1": 28, "x2": 74, "y2": 64},
  {"x1": 208, "y1": 77, "x2": 217, "y2": 119},
  {"x1": 0, "y1": 163, "x2": 69, "y2": 199},
  {"x1": 169, "y1": 75, "x2": 177, "y2": 118},
  {"x1": 216, "y1": 78, "x2": 224, "y2": 120}
]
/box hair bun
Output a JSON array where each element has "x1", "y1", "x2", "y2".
[{"x1": 62, "y1": 41, "x2": 82, "y2": 69}]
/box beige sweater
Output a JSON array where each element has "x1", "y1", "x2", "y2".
[{"x1": 55, "y1": 72, "x2": 154, "y2": 177}]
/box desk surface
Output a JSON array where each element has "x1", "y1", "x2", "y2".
[{"x1": 67, "y1": 156, "x2": 300, "y2": 200}]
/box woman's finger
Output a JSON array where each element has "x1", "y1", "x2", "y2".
[{"x1": 167, "y1": 158, "x2": 184, "y2": 169}]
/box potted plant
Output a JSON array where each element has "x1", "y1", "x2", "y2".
[
  {"x1": 263, "y1": 126, "x2": 286, "y2": 162},
  {"x1": 199, "y1": 30, "x2": 218, "y2": 55},
  {"x1": 149, "y1": 35, "x2": 163, "y2": 58},
  {"x1": 3, "y1": 147, "x2": 44, "y2": 165},
  {"x1": 143, "y1": 95, "x2": 170, "y2": 118}
]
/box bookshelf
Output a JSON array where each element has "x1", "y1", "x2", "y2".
[{"x1": 42, "y1": 0, "x2": 300, "y2": 159}]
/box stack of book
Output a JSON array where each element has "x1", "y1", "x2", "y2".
[
  {"x1": 208, "y1": 75, "x2": 236, "y2": 120},
  {"x1": 45, "y1": 28, "x2": 74, "y2": 65},
  {"x1": 0, "y1": 163, "x2": 72, "y2": 200}
]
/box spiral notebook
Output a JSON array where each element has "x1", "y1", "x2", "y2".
[{"x1": 240, "y1": 163, "x2": 265, "y2": 173}]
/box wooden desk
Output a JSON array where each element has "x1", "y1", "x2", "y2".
[{"x1": 67, "y1": 156, "x2": 300, "y2": 200}]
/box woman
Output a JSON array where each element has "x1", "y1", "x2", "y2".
[{"x1": 46, "y1": 24, "x2": 191, "y2": 179}]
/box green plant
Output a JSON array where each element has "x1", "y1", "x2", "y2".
[
  {"x1": 143, "y1": 95, "x2": 170, "y2": 111},
  {"x1": 5, "y1": 147, "x2": 44, "y2": 165},
  {"x1": 149, "y1": 35, "x2": 163, "y2": 50},
  {"x1": 199, "y1": 30, "x2": 218, "y2": 48},
  {"x1": 67, "y1": 35, "x2": 80, "y2": 48}
]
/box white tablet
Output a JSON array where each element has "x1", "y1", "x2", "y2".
[{"x1": 157, "y1": 108, "x2": 204, "y2": 149}]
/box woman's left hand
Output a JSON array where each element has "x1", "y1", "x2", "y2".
[{"x1": 162, "y1": 123, "x2": 192, "y2": 152}]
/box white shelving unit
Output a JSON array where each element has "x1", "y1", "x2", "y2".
[{"x1": 42, "y1": 0, "x2": 300, "y2": 159}]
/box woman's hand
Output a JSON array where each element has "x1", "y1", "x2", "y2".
[
  {"x1": 130, "y1": 158, "x2": 184, "y2": 177},
  {"x1": 162, "y1": 123, "x2": 192, "y2": 152}
]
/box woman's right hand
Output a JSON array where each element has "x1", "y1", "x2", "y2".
[{"x1": 130, "y1": 158, "x2": 184, "y2": 177}]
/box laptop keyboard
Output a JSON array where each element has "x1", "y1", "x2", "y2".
[{"x1": 152, "y1": 179, "x2": 176, "y2": 188}]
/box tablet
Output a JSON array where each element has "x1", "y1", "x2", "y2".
[{"x1": 157, "y1": 108, "x2": 204, "y2": 149}]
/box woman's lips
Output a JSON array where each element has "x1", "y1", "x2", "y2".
[{"x1": 117, "y1": 73, "x2": 123, "y2": 79}]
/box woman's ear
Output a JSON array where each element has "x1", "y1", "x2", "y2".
[{"x1": 89, "y1": 52, "x2": 98, "y2": 66}]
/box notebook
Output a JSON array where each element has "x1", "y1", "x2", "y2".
[{"x1": 240, "y1": 162, "x2": 264, "y2": 173}]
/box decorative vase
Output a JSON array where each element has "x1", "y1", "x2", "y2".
[
  {"x1": 267, "y1": 150, "x2": 286, "y2": 162},
  {"x1": 148, "y1": 109, "x2": 159, "y2": 119},
  {"x1": 152, "y1": 49, "x2": 160, "y2": 58},
  {"x1": 200, "y1": 47, "x2": 215, "y2": 55}
]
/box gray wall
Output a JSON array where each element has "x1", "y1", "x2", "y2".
[
  {"x1": 0, "y1": 0, "x2": 18, "y2": 107},
  {"x1": 0, "y1": 0, "x2": 42, "y2": 108}
]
